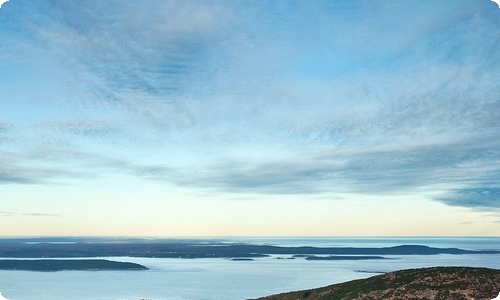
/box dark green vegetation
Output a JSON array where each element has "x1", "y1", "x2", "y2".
[
  {"x1": 254, "y1": 266, "x2": 500, "y2": 300},
  {"x1": 0, "y1": 238, "x2": 498, "y2": 259},
  {"x1": 305, "y1": 255, "x2": 388, "y2": 261},
  {"x1": 0, "y1": 259, "x2": 148, "y2": 271}
]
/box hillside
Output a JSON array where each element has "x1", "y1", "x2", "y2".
[{"x1": 254, "y1": 267, "x2": 500, "y2": 300}]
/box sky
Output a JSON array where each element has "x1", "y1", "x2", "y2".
[{"x1": 0, "y1": 0, "x2": 499, "y2": 237}]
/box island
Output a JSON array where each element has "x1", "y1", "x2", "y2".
[
  {"x1": 0, "y1": 238, "x2": 498, "y2": 259},
  {"x1": 0, "y1": 259, "x2": 148, "y2": 272},
  {"x1": 305, "y1": 255, "x2": 389, "y2": 261}
]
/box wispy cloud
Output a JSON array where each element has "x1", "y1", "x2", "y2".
[
  {"x1": 1, "y1": 0, "x2": 499, "y2": 212},
  {"x1": 0, "y1": 210, "x2": 60, "y2": 217},
  {"x1": 25, "y1": 1, "x2": 233, "y2": 100},
  {"x1": 438, "y1": 188, "x2": 500, "y2": 209},
  {"x1": 148, "y1": 135, "x2": 499, "y2": 197}
]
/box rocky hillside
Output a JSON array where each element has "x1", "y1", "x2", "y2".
[{"x1": 254, "y1": 267, "x2": 500, "y2": 300}]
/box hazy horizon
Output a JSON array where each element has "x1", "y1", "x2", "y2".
[{"x1": 1, "y1": 0, "x2": 500, "y2": 237}]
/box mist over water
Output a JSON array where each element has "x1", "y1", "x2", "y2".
[{"x1": 1, "y1": 238, "x2": 499, "y2": 300}]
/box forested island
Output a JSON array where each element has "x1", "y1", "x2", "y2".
[
  {"x1": 0, "y1": 238, "x2": 498, "y2": 259},
  {"x1": 304, "y1": 255, "x2": 389, "y2": 261},
  {"x1": 0, "y1": 259, "x2": 148, "y2": 271}
]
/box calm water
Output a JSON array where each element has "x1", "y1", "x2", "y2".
[{"x1": 0, "y1": 237, "x2": 499, "y2": 300}]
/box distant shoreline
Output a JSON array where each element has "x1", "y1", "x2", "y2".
[
  {"x1": 0, "y1": 238, "x2": 498, "y2": 259},
  {"x1": 0, "y1": 259, "x2": 148, "y2": 272}
]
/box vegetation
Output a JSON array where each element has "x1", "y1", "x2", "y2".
[
  {"x1": 0, "y1": 239, "x2": 497, "y2": 259},
  {"x1": 254, "y1": 266, "x2": 500, "y2": 300},
  {"x1": 0, "y1": 259, "x2": 148, "y2": 271}
]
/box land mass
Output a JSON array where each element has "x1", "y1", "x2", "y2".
[
  {"x1": 305, "y1": 255, "x2": 389, "y2": 261},
  {"x1": 0, "y1": 238, "x2": 498, "y2": 259},
  {"x1": 0, "y1": 259, "x2": 148, "y2": 271},
  {"x1": 253, "y1": 266, "x2": 500, "y2": 300}
]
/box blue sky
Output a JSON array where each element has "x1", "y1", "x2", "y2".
[{"x1": 1, "y1": 0, "x2": 499, "y2": 236}]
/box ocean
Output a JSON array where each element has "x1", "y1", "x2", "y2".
[{"x1": 0, "y1": 237, "x2": 499, "y2": 300}]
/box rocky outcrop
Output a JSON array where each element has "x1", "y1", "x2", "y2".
[{"x1": 255, "y1": 267, "x2": 500, "y2": 300}]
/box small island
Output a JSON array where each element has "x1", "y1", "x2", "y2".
[
  {"x1": 0, "y1": 259, "x2": 148, "y2": 272},
  {"x1": 305, "y1": 255, "x2": 389, "y2": 261}
]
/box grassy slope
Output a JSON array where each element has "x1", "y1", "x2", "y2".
[{"x1": 255, "y1": 267, "x2": 500, "y2": 300}]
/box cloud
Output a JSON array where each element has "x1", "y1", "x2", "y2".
[
  {"x1": 0, "y1": 210, "x2": 60, "y2": 217},
  {"x1": 25, "y1": 1, "x2": 233, "y2": 100},
  {"x1": 0, "y1": 122, "x2": 11, "y2": 143},
  {"x1": 437, "y1": 188, "x2": 500, "y2": 209},
  {"x1": 0, "y1": 0, "x2": 499, "y2": 212},
  {"x1": 0, "y1": 149, "x2": 106, "y2": 185},
  {"x1": 157, "y1": 134, "x2": 499, "y2": 197},
  {"x1": 0, "y1": 0, "x2": 8, "y2": 9}
]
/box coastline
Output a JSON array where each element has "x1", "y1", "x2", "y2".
[{"x1": 0, "y1": 237, "x2": 499, "y2": 300}]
